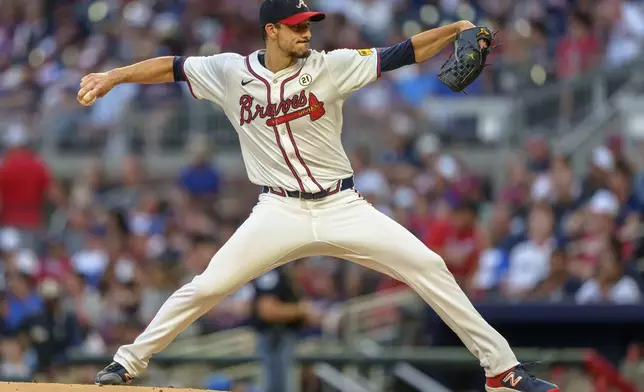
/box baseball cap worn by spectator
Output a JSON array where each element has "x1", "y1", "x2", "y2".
[
  {"x1": 260, "y1": 0, "x2": 326, "y2": 27},
  {"x1": 589, "y1": 190, "x2": 619, "y2": 217},
  {"x1": 592, "y1": 146, "x2": 615, "y2": 172}
]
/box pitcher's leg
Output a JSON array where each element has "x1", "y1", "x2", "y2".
[
  {"x1": 320, "y1": 195, "x2": 518, "y2": 377},
  {"x1": 112, "y1": 195, "x2": 314, "y2": 378}
]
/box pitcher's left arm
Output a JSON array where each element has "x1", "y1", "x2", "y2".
[
  {"x1": 324, "y1": 21, "x2": 479, "y2": 97},
  {"x1": 380, "y1": 20, "x2": 478, "y2": 73}
]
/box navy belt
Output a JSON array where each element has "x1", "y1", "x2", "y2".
[{"x1": 262, "y1": 176, "x2": 354, "y2": 200}]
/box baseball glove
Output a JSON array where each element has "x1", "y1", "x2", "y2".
[{"x1": 437, "y1": 27, "x2": 496, "y2": 93}]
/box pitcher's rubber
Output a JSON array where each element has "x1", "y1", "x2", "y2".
[{"x1": 0, "y1": 382, "x2": 227, "y2": 392}]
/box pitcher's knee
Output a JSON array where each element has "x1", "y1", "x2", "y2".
[
  {"x1": 192, "y1": 274, "x2": 239, "y2": 300},
  {"x1": 412, "y1": 253, "x2": 448, "y2": 274}
]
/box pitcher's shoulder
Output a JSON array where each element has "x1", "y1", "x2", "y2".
[
  {"x1": 307, "y1": 48, "x2": 357, "y2": 67},
  {"x1": 221, "y1": 52, "x2": 248, "y2": 64},
  {"x1": 313, "y1": 48, "x2": 377, "y2": 64},
  {"x1": 192, "y1": 52, "x2": 246, "y2": 70},
  {"x1": 311, "y1": 48, "x2": 345, "y2": 59},
  {"x1": 305, "y1": 49, "x2": 327, "y2": 62}
]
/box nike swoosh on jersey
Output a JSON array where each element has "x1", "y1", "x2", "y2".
[{"x1": 242, "y1": 79, "x2": 254, "y2": 86}]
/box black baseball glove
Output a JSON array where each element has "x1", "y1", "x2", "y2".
[{"x1": 437, "y1": 27, "x2": 496, "y2": 93}]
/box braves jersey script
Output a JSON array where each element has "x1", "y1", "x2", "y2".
[{"x1": 181, "y1": 48, "x2": 381, "y2": 193}]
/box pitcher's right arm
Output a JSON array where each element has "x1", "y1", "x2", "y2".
[{"x1": 77, "y1": 54, "x2": 234, "y2": 107}]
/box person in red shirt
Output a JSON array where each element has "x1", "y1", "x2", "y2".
[
  {"x1": 423, "y1": 200, "x2": 481, "y2": 287},
  {"x1": 556, "y1": 10, "x2": 600, "y2": 122},
  {"x1": 556, "y1": 10, "x2": 599, "y2": 79},
  {"x1": 0, "y1": 124, "x2": 61, "y2": 244},
  {"x1": 37, "y1": 236, "x2": 73, "y2": 284}
]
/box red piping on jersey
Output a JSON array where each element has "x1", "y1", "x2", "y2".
[
  {"x1": 327, "y1": 179, "x2": 341, "y2": 195},
  {"x1": 269, "y1": 187, "x2": 287, "y2": 196},
  {"x1": 245, "y1": 56, "x2": 305, "y2": 193},
  {"x1": 181, "y1": 57, "x2": 197, "y2": 99},
  {"x1": 280, "y1": 71, "x2": 325, "y2": 192}
]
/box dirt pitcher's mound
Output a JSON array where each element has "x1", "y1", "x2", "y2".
[{"x1": 0, "y1": 382, "x2": 226, "y2": 392}]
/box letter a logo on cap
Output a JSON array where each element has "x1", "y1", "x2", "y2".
[{"x1": 296, "y1": 0, "x2": 307, "y2": 8}]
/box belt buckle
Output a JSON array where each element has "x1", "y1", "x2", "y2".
[{"x1": 298, "y1": 191, "x2": 303, "y2": 200}]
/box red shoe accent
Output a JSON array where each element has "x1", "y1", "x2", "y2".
[
  {"x1": 547, "y1": 389, "x2": 560, "y2": 392},
  {"x1": 486, "y1": 367, "x2": 515, "y2": 388}
]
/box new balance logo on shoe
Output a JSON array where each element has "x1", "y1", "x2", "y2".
[
  {"x1": 486, "y1": 363, "x2": 559, "y2": 391},
  {"x1": 503, "y1": 372, "x2": 523, "y2": 387}
]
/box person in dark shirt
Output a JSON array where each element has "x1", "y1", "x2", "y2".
[
  {"x1": 250, "y1": 267, "x2": 320, "y2": 392},
  {"x1": 549, "y1": 154, "x2": 584, "y2": 237},
  {"x1": 18, "y1": 278, "x2": 83, "y2": 374},
  {"x1": 530, "y1": 246, "x2": 583, "y2": 303},
  {"x1": 0, "y1": 292, "x2": 9, "y2": 337}
]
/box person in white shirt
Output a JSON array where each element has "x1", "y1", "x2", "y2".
[
  {"x1": 78, "y1": 1, "x2": 558, "y2": 391},
  {"x1": 576, "y1": 237, "x2": 643, "y2": 304},
  {"x1": 502, "y1": 204, "x2": 556, "y2": 300}
]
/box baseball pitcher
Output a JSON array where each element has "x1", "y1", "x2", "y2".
[{"x1": 78, "y1": 1, "x2": 558, "y2": 391}]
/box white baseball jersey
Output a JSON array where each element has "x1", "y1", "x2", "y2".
[{"x1": 181, "y1": 48, "x2": 381, "y2": 193}]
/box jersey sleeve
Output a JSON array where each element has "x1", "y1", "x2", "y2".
[
  {"x1": 324, "y1": 48, "x2": 381, "y2": 96},
  {"x1": 181, "y1": 54, "x2": 235, "y2": 105}
]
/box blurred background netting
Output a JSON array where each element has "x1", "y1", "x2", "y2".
[{"x1": 1, "y1": 1, "x2": 644, "y2": 392}]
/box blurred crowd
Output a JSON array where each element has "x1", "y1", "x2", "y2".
[
  {"x1": 1, "y1": 0, "x2": 644, "y2": 386},
  {"x1": 1, "y1": 0, "x2": 644, "y2": 148},
  {"x1": 0, "y1": 118, "x2": 643, "y2": 382}
]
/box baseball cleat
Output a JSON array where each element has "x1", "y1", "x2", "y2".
[
  {"x1": 486, "y1": 363, "x2": 559, "y2": 392},
  {"x1": 95, "y1": 361, "x2": 133, "y2": 385}
]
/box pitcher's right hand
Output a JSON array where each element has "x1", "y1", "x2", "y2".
[{"x1": 77, "y1": 72, "x2": 117, "y2": 106}]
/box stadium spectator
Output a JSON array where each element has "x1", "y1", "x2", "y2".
[
  {"x1": 605, "y1": 134, "x2": 633, "y2": 172},
  {"x1": 61, "y1": 272, "x2": 103, "y2": 331},
  {"x1": 250, "y1": 267, "x2": 321, "y2": 392},
  {"x1": 423, "y1": 199, "x2": 480, "y2": 287},
  {"x1": 530, "y1": 246, "x2": 583, "y2": 303},
  {"x1": 102, "y1": 155, "x2": 145, "y2": 210},
  {"x1": 608, "y1": 162, "x2": 641, "y2": 234},
  {"x1": 69, "y1": 159, "x2": 108, "y2": 209},
  {"x1": 352, "y1": 145, "x2": 391, "y2": 213},
  {"x1": 549, "y1": 154, "x2": 583, "y2": 235},
  {"x1": 581, "y1": 146, "x2": 614, "y2": 200},
  {"x1": 70, "y1": 225, "x2": 109, "y2": 288},
  {"x1": 575, "y1": 237, "x2": 643, "y2": 304},
  {"x1": 0, "y1": 332, "x2": 34, "y2": 380},
  {"x1": 556, "y1": 10, "x2": 599, "y2": 80},
  {"x1": 0, "y1": 123, "x2": 61, "y2": 248},
  {"x1": 502, "y1": 204, "x2": 556, "y2": 300},
  {"x1": 569, "y1": 190, "x2": 620, "y2": 280},
  {"x1": 524, "y1": 135, "x2": 551, "y2": 174},
  {"x1": 0, "y1": 228, "x2": 40, "y2": 285},
  {"x1": 498, "y1": 155, "x2": 531, "y2": 209},
  {"x1": 19, "y1": 278, "x2": 83, "y2": 373},
  {"x1": 37, "y1": 236, "x2": 73, "y2": 284},
  {"x1": 4, "y1": 272, "x2": 42, "y2": 333},
  {"x1": 178, "y1": 134, "x2": 222, "y2": 208},
  {"x1": 601, "y1": 0, "x2": 644, "y2": 68},
  {"x1": 470, "y1": 202, "x2": 522, "y2": 298},
  {"x1": 0, "y1": 293, "x2": 9, "y2": 337}
]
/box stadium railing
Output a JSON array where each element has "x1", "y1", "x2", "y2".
[
  {"x1": 56, "y1": 286, "x2": 643, "y2": 391},
  {"x1": 59, "y1": 347, "x2": 639, "y2": 392}
]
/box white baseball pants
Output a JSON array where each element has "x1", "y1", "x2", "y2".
[{"x1": 114, "y1": 189, "x2": 518, "y2": 378}]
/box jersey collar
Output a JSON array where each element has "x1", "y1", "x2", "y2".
[{"x1": 248, "y1": 49, "x2": 303, "y2": 81}]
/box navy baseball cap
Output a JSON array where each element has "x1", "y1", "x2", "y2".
[{"x1": 260, "y1": 0, "x2": 326, "y2": 27}]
